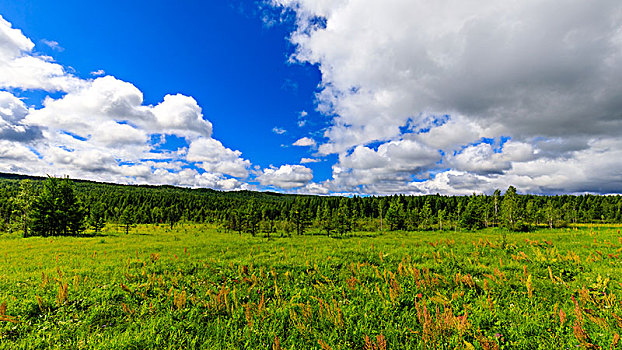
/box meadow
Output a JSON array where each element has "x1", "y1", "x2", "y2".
[{"x1": 1, "y1": 224, "x2": 621, "y2": 349}]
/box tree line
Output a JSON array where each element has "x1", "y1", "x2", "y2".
[{"x1": 0, "y1": 173, "x2": 620, "y2": 237}]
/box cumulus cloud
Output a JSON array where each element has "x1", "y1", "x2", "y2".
[
  {"x1": 325, "y1": 139, "x2": 441, "y2": 194},
  {"x1": 186, "y1": 138, "x2": 251, "y2": 178},
  {"x1": 292, "y1": 136, "x2": 315, "y2": 147},
  {"x1": 271, "y1": 0, "x2": 622, "y2": 194},
  {"x1": 257, "y1": 164, "x2": 313, "y2": 189},
  {"x1": 300, "y1": 181, "x2": 330, "y2": 195},
  {"x1": 0, "y1": 91, "x2": 43, "y2": 142},
  {"x1": 151, "y1": 94, "x2": 212, "y2": 139},
  {"x1": 0, "y1": 16, "x2": 84, "y2": 92},
  {"x1": 0, "y1": 15, "x2": 254, "y2": 191}
]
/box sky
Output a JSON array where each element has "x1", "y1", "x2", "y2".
[{"x1": 0, "y1": 0, "x2": 621, "y2": 195}]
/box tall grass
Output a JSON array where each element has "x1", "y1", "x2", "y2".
[{"x1": 0, "y1": 224, "x2": 621, "y2": 348}]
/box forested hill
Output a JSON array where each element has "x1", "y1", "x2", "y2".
[{"x1": 0, "y1": 172, "x2": 621, "y2": 237}]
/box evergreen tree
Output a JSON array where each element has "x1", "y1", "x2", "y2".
[
  {"x1": 14, "y1": 180, "x2": 35, "y2": 237},
  {"x1": 385, "y1": 198, "x2": 405, "y2": 231},
  {"x1": 291, "y1": 199, "x2": 310, "y2": 235},
  {"x1": 493, "y1": 189, "x2": 501, "y2": 227},
  {"x1": 88, "y1": 202, "x2": 106, "y2": 233},
  {"x1": 244, "y1": 201, "x2": 260, "y2": 236},
  {"x1": 334, "y1": 199, "x2": 352, "y2": 235},
  {"x1": 29, "y1": 177, "x2": 85, "y2": 236},
  {"x1": 460, "y1": 196, "x2": 484, "y2": 230},
  {"x1": 120, "y1": 206, "x2": 134, "y2": 234},
  {"x1": 319, "y1": 202, "x2": 334, "y2": 236},
  {"x1": 420, "y1": 201, "x2": 433, "y2": 230}
]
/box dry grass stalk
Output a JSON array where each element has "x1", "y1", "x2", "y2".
[
  {"x1": 572, "y1": 295, "x2": 601, "y2": 349},
  {"x1": 318, "y1": 339, "x2": 332, "y2": 350},
  {"x1": 36, "y1": 295, "x2": 45, "y2": 313},
  {"x1": 559, "y1": 308, "x2": 567, "y2": 326},
  {"x1": 0, "y1": 301, "x2": 18, "y2": 323},
  {"x1": 364, "y1": 332, "x2": 387, "y2": 350},
  {"x1": 611, "y1": 333, "x2": 620, "y2": 350},
  {"x1": 173, "y1": 290, "x2": 187, "y2": 310},
  {"x1": 57, "y1": 281, "x2": 68, "y2": 306},
  {"x1": 272, "y1": 335, "x2": 281, "y2": 350}
]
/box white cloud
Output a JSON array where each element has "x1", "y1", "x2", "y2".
[
  {"x1": 40, "y1": 39, "x2": 63, "y2": 51},
  {"x1": 3, "y1": 8, "x2": 622, "y2": 195},
  {"x1": 300, "y1": 181, "x2": 330, "y2": 195},
  {"x1": 257, "y1": 164, "x2": 313, "y2": 189},
  {"x1": 448, "y1": 143, "x2": 511, "y2": 175},
  {"x1": 0, "y1": 16, "x2": 84, "y2": 92},
  {"x1": 186, "y1": 138, "x2": 251, "y2": 178},
  {"x1": 90, "y1": 69, "x2": 105, "y2": 76},
  {"x1": 0, "y1": 91, "x2": 42, "y2": 142},
  {"x1": 300, "y1": 157, "x2": 320, "y2": 164},
  {"x1": 297, "y1": 110, "x2": 308, "y2": 127},
  {"x1": 0, "y1": 139, "x2": 39, "y2": 161},
  {"x1": 0, "y1": 15, "x2": 34, "y2": 58},
  {"x1": 25, "y1": 76, "x2": 152, "y2": 147},
  {"x1": 0, "y1": 16, "x2": 256, "y2": 191},
  {"x1": 271, "y1": 0, "x2": 622, "y2": 194},
  {"x1": 272, "y1": 126, "x2": 286, "y2": 134},
  {"x1": 151, "y1": 93, "x2": 212, "y2": 139},
  {"x1": 0, "y1": 91, "x2": 28, "y2": 123},
  {"x1": 293, "y1": 136, "x2": 316, "y2": 147},
  {"x1": 326, "y1": 139, "x2": 441, "y2": 194}
]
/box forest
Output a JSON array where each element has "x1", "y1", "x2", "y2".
[{"x1": 0, "y1": 172, "x2": 621, "y2": 237}]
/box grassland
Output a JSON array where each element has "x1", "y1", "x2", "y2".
[{"x1": 1, "y1": 224, "x2": 622, "y2": 349}]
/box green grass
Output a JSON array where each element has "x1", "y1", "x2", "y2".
[{"x1": 1, "y1": 224, "x2": 622, "y2": 349}]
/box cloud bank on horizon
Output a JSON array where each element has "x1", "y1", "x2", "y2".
[{"x1": 1, "y1": 0, "x2": 622, "y2": 195}]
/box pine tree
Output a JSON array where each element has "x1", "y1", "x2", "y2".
[
  {"x1": 319, "y1": 202, "x2": 334, "y2": 236},
  {"x1": 88, "y1": 202, "x2": 106, "y2": 233},
  {"x1": 334, "y1": 199, "x2": 352, "y2": 235},
  {"x1": 14, "y1": 180, "x2": 35, "y2": 237},
  {"x1": 291, "y1": 199, "x2": 310, "y2": 235},
  {"x1": 385, "y1": 198, "x2": 404, "y2": 231},
  {"x1": 29, "y1": 176, "x2": 85, "y2": 236},
  {"x1": 120, "y1": 206, "x2": 134, "y2": 235}
]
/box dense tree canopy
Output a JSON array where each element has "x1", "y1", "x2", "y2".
[{"x1": 0, "y1": 172, "x2": 620, "y2": 237}]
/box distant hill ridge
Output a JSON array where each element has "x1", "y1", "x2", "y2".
[{"x1": 0, "y1": 171, "x2": 300, "y2": 201}]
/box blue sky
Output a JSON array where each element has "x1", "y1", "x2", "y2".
[
  {"x1": 0, "y1": 1, "x2": 332, "y2": 183},
  {"x1": 0, "y1": 1, "x2": 621, "y2": 194}
]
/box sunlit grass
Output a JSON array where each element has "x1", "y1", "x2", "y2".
[{"x1": 1, "y1": 224, "x2": 621, "y2": 349}]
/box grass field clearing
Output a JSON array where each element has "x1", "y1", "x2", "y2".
[{"x1": 1, "y1": 224, "x2": 622, "y2": 349}]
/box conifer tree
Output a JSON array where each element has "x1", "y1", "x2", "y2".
[{"x1": 29, "y1": 176, "x2": 85, "y2": 236}]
